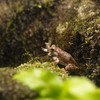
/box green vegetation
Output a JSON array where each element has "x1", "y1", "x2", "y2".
[
  {"x1": 0, "y1": 68, "x2": 37, "y2": 100},
  {"x1": 14, "y1": 68, "x2": 100, "y2": 100},
  {"x1": 16, "y1": 61, "x2": 68, "y2": 79},
  {"x1": 0, "y1": 0, "x2": 100, "y2": 99}
]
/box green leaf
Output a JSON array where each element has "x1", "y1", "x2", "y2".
[
  {"x1": 13, "y1": 68, "x2": 100, "y2": 100},
  {"x1": 62, "y1": 77, "x2": 100, "y2": 100},
  {"x1": 13, "y1": 68, "x2": 63, "y2": 97}
]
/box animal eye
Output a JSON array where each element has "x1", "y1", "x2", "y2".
[{"x1": 51, "y1": 49, "x2": 55, "y2": 52}]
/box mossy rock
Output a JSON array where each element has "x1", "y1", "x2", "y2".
[
  {"x1": 0, "y1": 0, "x2": 100, "y2": 86},
  {"x1": 0, "y1": 61, "x2": 69, "y2": 100},
  {"x1": 15, "y1": 61, "x2": 69, "y2": 79},
  {"x1": 0, "y1": 68, "x2": 38, "y2": 100},
  {"x1": 0, "y1": 0, "x2": 57, "y2": 66}
]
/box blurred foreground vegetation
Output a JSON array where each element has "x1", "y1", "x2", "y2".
[
  {"x1": 0, "y1": 61, "x2": 100, "y2": 100},
  {"x1": 14, "y1": 68, "x2": 100, "y2": 100}
]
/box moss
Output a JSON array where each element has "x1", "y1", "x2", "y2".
[
  {"x1": 64, "y1": 16, "x2": 100, "y2": 86},
  {"x1": 0, "y1": 0, "x2": 57, "y2": 66},
  {"x1": 0, "y1": 0, "x2": 100, "y2": 86},
  {"x1": 0, "y1": 68, "x2": 38, "y2": 100},
  {"x1": 15, "y1": 61, "x2": 69, "y2": 79},
  {"x1": 0, "y1": 60, "x2": 69, "y2": 100}
]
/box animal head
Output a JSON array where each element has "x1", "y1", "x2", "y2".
[{"x1": 42, "y1": 43, "x2": 57, "y2": 56}]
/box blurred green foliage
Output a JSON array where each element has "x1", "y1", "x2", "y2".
[
  {"x1": 0, "y1": 68, "x2": 37, "y2": 100},
  {"x1": 0, "y1": 61, "x2": 67, "y2": 100},
  {"x1": 14, "y1": 68, "x2": 100, "y2": 100}
]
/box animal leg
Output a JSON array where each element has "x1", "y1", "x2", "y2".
[{"x1": 53, "y1": 57, "x2": 59, "y2": 64}]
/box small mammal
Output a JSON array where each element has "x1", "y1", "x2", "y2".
[{"x1": 42, "y1": 42, "x2": 79, "y2": 72}]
